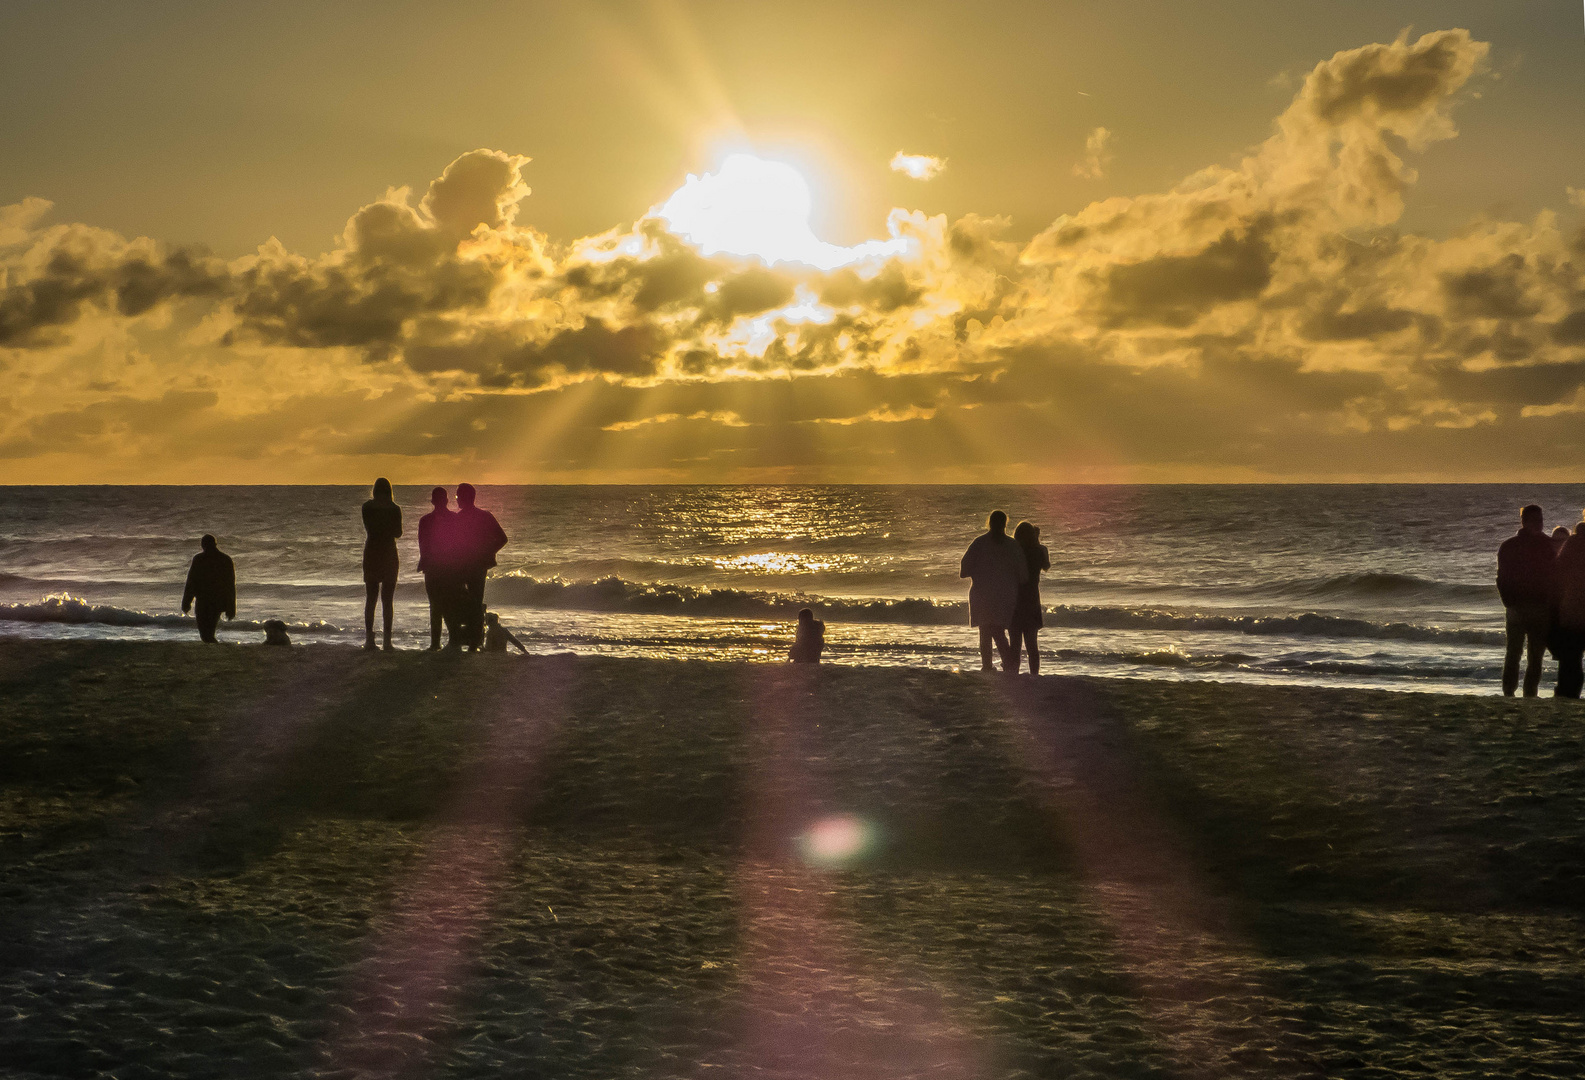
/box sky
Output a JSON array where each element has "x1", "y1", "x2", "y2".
[{"x1": 2, "y1": 0, "x2": 1583, "y2": 483}]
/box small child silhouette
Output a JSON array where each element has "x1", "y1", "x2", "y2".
[
  {"x1": 788, "y1": 608, "x2": 825, "y2": 664},
  {"x1": 483, "y1": 610, "x2": 527, "y2": 654},
  {"x1": 262, "y1": 620, "x2": 291, "y2": 646}
]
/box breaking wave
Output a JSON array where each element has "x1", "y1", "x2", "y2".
[
  {"x1": 0, "y1": 594, "x2": 343, "y2": 634},
  {"x1": 487, "y1": 575, "x2": 1500, "y2": 644}
]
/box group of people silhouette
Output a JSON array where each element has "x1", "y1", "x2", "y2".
[
  {"x1": 179, "y1": 497, "x2": 1585, "y2": 692},
  {"x1": 182, "y1": 480, "x2": 524, "y2": 655},
  {"x1": 1495, "y1": 504, "x2": 1585, "y2": 698},
  {"x1": 959, "y1": 510, "x2": 1050, "y2": 674},
  {"x1": 178, "y1": 491, "x2": 1050, "y2": 669}
]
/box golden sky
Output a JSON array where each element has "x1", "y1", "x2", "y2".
[{"x1": 2, "y1": 2, "x2": 1583, "y2": 482}]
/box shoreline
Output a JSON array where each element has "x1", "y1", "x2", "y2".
[{"x1": 0, "y1": 628, "x2": 1521, "y2": 698}]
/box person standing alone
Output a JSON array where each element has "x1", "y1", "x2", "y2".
[
  {"x1": 182, "y1": 534, "x2": 236, "y2": 643},
  {"x1": 361, "y1": 477, "x2": 402, "y2": 651},
  {"x1": 1496, "y1": 504, "x2": 1557, "y2": 697},
  {"x1": 454, "y1": 483, "x2": 508, "y2": 651}
]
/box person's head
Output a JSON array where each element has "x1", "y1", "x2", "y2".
[
  {"x1": 372, "y1": 477, "x2": 392, "y2": 502},
  {"x1": 430, "y1": 486, "x2": 448, "y2": 509},
  {"x1": 1521, "y1": 504, "x2": 1544, "y2": 532},
  {"x1": 987, "y1": 510, "x2": 1008, "y2": 535},
  {"x1": 798, "y1": 607, "x2": 814, "y2": 624},
  {"x1": 1013, "y1": 520, "x2": 1038, "y2": 549},
  {"x1": 484, "y1": 610, "x2": 499, "y2": 626},
  {"x1": 200, "y1": 533, "x2": 217, "y2": 551},
  {"x1": 457, "y1": 483, "x2": 476, "y2": 508}
]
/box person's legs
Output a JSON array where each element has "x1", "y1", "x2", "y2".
[
  {"x1": 195, "y1": 601, "x2": 220, "y2": 643},
  {"x1": 1022, "y1": 629, "x2": 1040, "y2": 674},
  {"x1": 978, "y1": 627, "x2": 995, "y2": 670},
  {"x1": 364, "y1": 582, "x2": 378, "y2": 647},
  {"x1": 442, "y1": 581, "x2": 465, "y2": 648},
  {"x1": 1523, "y1": 612, "x2": 1549, "y2": 697},
  {"x1": 466, "y1": 571, "x2": 487, "y2": 649},
  {"x1": 991, "y1": 628, "x2": 1014, "y2": 672},
  {"x1": 380, "y1": 577, "x2": 396, "y2": 650},
  {"x1": 1556, "y1": 630, "x2": 1584, "y2": 698},
  {"x1": 1503, "y1": 607, "x2": 1525, "y2": 696},
  {"x1": 423, "y1": 575, "x2": 442, "y2": 649}
]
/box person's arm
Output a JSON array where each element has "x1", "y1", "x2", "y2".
[
  {"x1": 1038, "y1": 544, "x2": 1050, "y2": 572},
  {"x1": 488, "y1": 514, "x2": 507, "y2": 557},
  {"x1": 182, "y1": 558, "x2": 197, "y2": 613},
  {"x1": 960, "y1": 541, "x2": 975, "y2": 579},
  {"x1": 223, "y1": 557, "x2": 237, "y2": 620},
  {"x1": 505, "y1": 627, "x2": 527, "y2": 654},
  {"x1": 394, "y1": 506, "x2": 403, "y2": 539}
]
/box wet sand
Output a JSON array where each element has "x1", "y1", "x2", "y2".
[{"x1": 1, "y1": 639, "x2": 1581, "y2": 1078}]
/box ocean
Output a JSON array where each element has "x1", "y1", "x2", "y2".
[{"x1": 0, "y1": 485, "x2": 1576, "y2": 694}]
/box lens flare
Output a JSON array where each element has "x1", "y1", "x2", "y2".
[{"x1": 796, "y1": 813, "x2": 876, "y2": 867}]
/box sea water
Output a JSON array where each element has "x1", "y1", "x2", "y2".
[{"x1": 0, "y1": 485, "x2": 1577, "y2": 694}]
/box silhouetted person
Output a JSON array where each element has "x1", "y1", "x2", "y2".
[
  {"x1": 417, "y1": 487, "x2": 460, "y2": 650},
  {"x1": 263, "y1": 619, "x2": 291, "y2": 646},
  {"x1": 483, "y1": 610, "x2": 527, "y2": 654},
  {"x1": 1009, "y1": 520, "x2": 1051, "y2": 674},
  {"x1": 454, "y1": 483, "x2": 508, "y2": 651},
  {"x1": 1497, "y1": 504, "x2": 1556, "y2": 697},
  {"x1": 181, "y1": 534, "x2": 235, "y2": 643},
  {"x1": 789, "y1": 608, "x2": 825, "y2": 663},
  {"x1": 960, "y1": 510, "x2": 1027, "y2": 672},
  {"x1": 362, "y1": 477, "x2": 403, "y2": 652},
  {"x1": 1553, "y1": 521, "x2": 1585, "y2": 699},
  {"x1": 1552, "y1": 526, "x2": 1571, "y2": 555}
]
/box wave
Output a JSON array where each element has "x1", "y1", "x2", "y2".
[
  {"x1": 1264, "y1": 571, "x2": 1495, "y2": 605},
  {"x1": 485, "y1": 575, "x2": 1501, "y2": 645},
  {"x1": 0, "y1": 594, "x2": 343, "y2": 634}
]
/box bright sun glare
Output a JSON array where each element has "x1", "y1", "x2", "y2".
[{"x1": 658, "y1": 153, "x2": 909, "y2": 270}]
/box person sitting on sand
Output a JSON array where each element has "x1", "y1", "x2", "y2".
[
  {"x1": 181, "y1": 534, "x2": 236, "y2": 644},
  {"x1": 362, "y1": 477, "x2": 403, "y2": 652},
  {"x1": 789, "y1": 608, "x2": 825, "y2": 663},
  {"x1": 263, "y1": 620, "x2": 291, "y2": 646},
  {"x1": 960, "y1": 510, "x2": 1028, "y2": 672},
  {"x1": 1552, "y1": 521, "x2": 1585, "y2": 699},
  {"x1": 1009, "y1": 520, "x2": 1051, "y2": 675},
  {"x1": 482, "y1": 610, "x2": 526, "y2": 654},
  {"x1": 1496, "y1": 504, "x2": 1557, "y2": 697},
  {"x1": 417, "y1": 487, "x2": 460, "y2": 651}
]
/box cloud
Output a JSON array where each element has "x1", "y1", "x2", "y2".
[
  {"x1": 1568, "y1": 186, "x2": 1585, "y2": 209},
  {"x1": 1072, "y1": 127, "x2": 1113, "y2": 180},
  {"x1": 10, "y1": 28, "x2": 1585, "y2": 481},
  {"x1": 890, "y1": 152, "x2": 946, "y2": 181}
]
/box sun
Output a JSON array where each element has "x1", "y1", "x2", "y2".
[{"x1": 657, "y1": 153, "x2": 908, "y2": 270}]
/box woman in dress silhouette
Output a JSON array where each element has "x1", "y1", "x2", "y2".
[
  {"x1": 362, "y1": 478, "x2": 403, "y2": 651},
  {"x1": 1009, "y1": 520, "x2": 1050, "y2": 674}
]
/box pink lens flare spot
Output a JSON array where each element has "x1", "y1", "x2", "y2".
[{"x1": 797, "y1": 814, "x2": 875, "y2": 867}]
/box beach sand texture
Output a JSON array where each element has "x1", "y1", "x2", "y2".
[{"x1": 1, "y1": 641, "x2": 1581, "y2": 1078}]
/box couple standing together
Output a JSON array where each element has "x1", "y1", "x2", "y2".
[
  {"x1": 360, "y1": 480, "x2": 508, "y2": 651},
  {"x1": 960, "y1": 510, "x2": 1050, "y2": 673}
]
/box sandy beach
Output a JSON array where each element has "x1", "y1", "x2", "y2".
[{"x1": 1, "y1": 640, "x2": 1581, "y2": 1078}]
